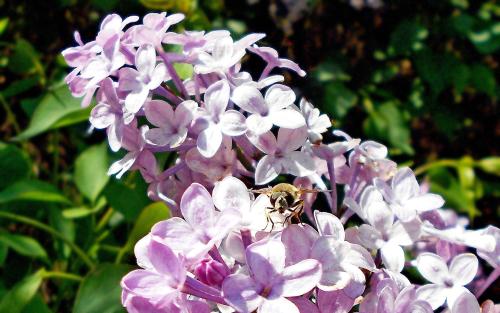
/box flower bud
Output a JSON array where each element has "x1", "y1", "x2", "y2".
[{"x1": 194, "y1": 259, "x2": 230, "y2": 287}]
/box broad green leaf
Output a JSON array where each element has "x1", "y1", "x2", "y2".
[
  {"x1": 0, "y1": 180, "x2": 70, "y2": 204},
  {"x1": 477, "y1": 157, "x2": 500, "y2": 176},
  {"x1": 74, "y1": 143, "x2": 109, "y2": 202},
  {"x1": 0, "y1": 142, "x2": 31, "y2": 190},
  {"x1": 13, "y1": 84, "x2": 90, "y2": 141},
  {"x1": 0, "y1": 232, "x2": 47, "y2": 260},
  {"x1": 104, "y1": 177, "x2": 150, "y2": 221},
  {"x1": 22, "y1": 294, "x2": 52, "y2": 313},
  {"x1": 0, "y1": 76, "x2": 40, "y2": 98},
  {"x1": 73, "y1": 264, "x2": 131, "y2": 313},
  {"x1": 0, "y1": 269, "x2": 44, "y2": 313},
  {"x1": 7, "y1": 39, "x2": 41, "y2": 75},
  {"x1": 125, "y1": 202, "x2": 170, "y2": 250},
  {"x1": 469, "y1": 64, "x2": 496, "y2": 96},
  {"x1": 62, "y1": 207, "x2": 94, "y2": 219}
]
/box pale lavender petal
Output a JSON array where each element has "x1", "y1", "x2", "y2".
[
  {"x1": 317, "y1": 289, "x2": 355, "y2": 313},
  {"x1": 388, "y1": 220, "x2": 421, "y2": 246},
  {"x1": 451, "y1": 290, "x2": 480, "y2": 313},
  {"x1": 144, "y1": 100, "x2": 175, "y2": 127},
  {"x1": 246, "y1": 114, "x2": 273, "y2": 136},
  {"x1": 220, "y1": 110, "x2": 247, "y2": 136},
  {"x1": 449, "y1": 253, "x2": 478, "y2": 286},
  {"x1": 392, "y1": 167, "x2": 420, "y2": 201},
  {"x1": 148, "y1": 239, "x2": 185, "y2": 285},
  {"x1": 314, "y1": 211, "x2": 345, "y2": 240},
  {"x1": 405, "y1": 194, "x2": 445, "y2": 213},
  {"x1": 276, "y1": 127, "x2": 308, "y2": 153},
  {"x1": 197, "y1": 124, "x2": 223, "y2": 158},
  {"x1": 265, "y1": 84, "x2": 296, "y2": 111},
  {"x1": 416, "y1": 253, "x2": 448, "y2": 285},
  {"x1": 180, "y1": 183, "x2": 215, "y2": 228},
  {"x1": 416, "y1": 284, "x2": 448, "y2": 310},
  {"x1": 279, "y1": 259, "x2": 322, "y2": 297},
  {"x1": 231, "y1": 85, "x2": 268, "y2": 114},
  {"x1": 259, "y1": 298, "x2": 299, "y2": 313},
  {"x1": 247, "y1": 130, "x2": 277, "y2": 155},
  {"x1": 246, "y1": 240, "x2": 285, "y2": 285},
  {"x1": 280, "y1": 151, "x2": 316, "y2": 177},
  {"x1": 281, "y1": 224, "x2": 318, "y2": 264},
  {"x1": 145, "y1": 128, "x2": 170, "y2": 146},
  {"x1": 270, "y1": 109, "x2": 306, "y2": 130},
  {"x1": 90, "y1": 103, "x2": 115, "y2": 129},
  {"x1": 125, "y1": 86, "x2": 149, "y2": 114},
  {"x1": 212, "y1": 176, "x2": 251, "y2": 213},
  {"x1": 205, "y1": 80, "x2": 230, "y2": 117},
  {"x1": 175, "y1": 100, "x2": 197, "y2": 128},
  {"x1": 136, "y1": 44, "x2": 156, "y2": 75},
  {"x1": 289, "y1": 296, "x2": 319, "y2": 313},
  {"x1": 358, "y1": 224, "x2": 383, "y2": 250},
  {"x1": 222, "y1": 274, "x2": 262, "y2": 313},
  {"x1": 344, "y1": 243, "x2": 376, "y2": 271},
  {"x1": 121, "y1": 270, "x2": 177, "y2": 306},
  {"x1": 381, "y1": 243, "x2": 405, "y2": 273},
  {"x1": 255, "y1": 155, "x2": 279, "y2": 185},
  {"x1": 148, "y1": 63, "x2": 167, "y2": 89}
]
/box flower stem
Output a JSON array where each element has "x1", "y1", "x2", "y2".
[
  {"x1": 475, "y1": 267, "x2": 500, "y2": 298},
  {"x1": 42, "y1": 271, "x2": 83, "y2": 282},
  {"x1": 156, "y1": 46, "x2": 190, "y2": 99},
  {"x1": 183, "y1": 276, "x2": 226, "y2": 305},
  {"x1": 154, "y1": 86, "x2": 182, "y2": 105},
  {"x1": 0, "y1": 211, "x2": 95, "y2": 269}
]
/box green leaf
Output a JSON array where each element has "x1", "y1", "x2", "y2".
[
  {"x1": 13, "y1": 84, "x2": 91, "y2": 141},
  {"x1": 22, "y1": 294, "x2": 53, "y2": 313},
  {"x1": 389, "y1": 20, "x2": 428, "y2": 55},
  {"x1": 477, "y1": 157, "x2": 500, "y2": 176},
  {"x1": 322, "y1": 82, "x2": 357, "y2": 120},
  {"x1": 0, "y1": 269, "x2": 44, "y2": 313},
  {"x1": 0, "y1": 242, "x2": 7, "y2": 266},
  {"x1": 0, "y1": 232, "x2": 47, "y2": 260},
  {"x1": 104, "y1": 177, "x2": 150, "y2": 221},
  {"x1": 7, "y1": 39, "x2": 41, "y2": 75},
  {"x1": 0, "y1": 76, "x2": 40, "y2": 98},
  {"x1": 0, "y1": 180, "x2": 70, "y2": 204},
  {"x1": 73, "y1": 264, "x2": 131, "y2": 313},
  {"x1": 62, "y1": 207, "x2": 94, "y2": 219},
  {"x1": 74, "y1": 143, "x2": 109, "y2": 202},
  {"x1": 364, "y1": 101, "x2": 414, "y2": 155},
  {"x1": 0, "y1": 142, "x2": 31, "y2": 190},
  {"x1": 125, "y1": 202, "x2": 170, "y2": 250},
  {"x1": 0, "y1": 18, "x2": 8, "y2": 37},
  {"x1": 469, "y1": 64, "x2": 496, "y2": 96}
]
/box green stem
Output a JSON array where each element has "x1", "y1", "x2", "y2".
[
  {"x1": 414, "y1": 159, "x2": 458, "y2": 176},
  {"x1": 43, "y1": 271, "x2": 83, "y2": 282},
  {"x1": 0, "y1": 211, "x2": 95, "y2": 269},
  {"x1": 0, "y1": 93, "x2": 21, "y2": 134}
]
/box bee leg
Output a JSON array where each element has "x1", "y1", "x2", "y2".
[
  {"x1": 290, "y1": 200, "x2": 304, "y2": 224},
  {"x1": 264, "y1": 207, "x2": 277, "y2": 231}
]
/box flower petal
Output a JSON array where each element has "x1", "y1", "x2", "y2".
[
  {"x1": 136, "y1": 44, "x2": 156, "y2": 75},
  {"x1": 265, "y1": 84, "x2": 296, "y2": 111},
  {"x1": 276, "y1": 127, "x2": 308, "y2": 153},
  {"x1": 449, "y1": 253, "x2": 478, "y2": 286},
  {"x1": 246, "y1": 239, "x2": 286, "y2": 285},
  {"x1": 231, "y1": 85, "x2": 268, "y2": 114},
  {"x1": 197, "y1": 124, "x2": 223, "y2": 158},
  {"x1": 280, "y1": 259, "x2": 322, "y2": 297},
  {"x1": 450, "y1": 289, "x2": 480, "y2": 313},
  {"x1": 221, "y1": 110, "x2": 247, "y2": 136},
  {"x1": 144, "y1": 100, "x2": 175, "y2": 127},
  {"x1": 416, "y1": 253, "x2": 449, "y2": 284},
  {"x1": 392, "y1": 167, "x2": 419, "y2": 202},
  {"x1": 222, "y1": 274, "x2": 262, "y2": 313},
  {"x1": 246, "y1": 114, "x2": 273, "y2": 136},
  {"x1": 255, "y1": 155, "x2": 279, "y2": 185},
  {"x1": 405, "y1": 194, "x2": 445, "y2": 213},
  {"x1": 270, "y1": 109, "x2": 306, "y2": 130},
  {"x1": 314, "y1": 211, "x2": 345, "y2": 240},
  {"x1": 180, "y1": 183, "x2": 216, "y2": 228},
  {"x1": 259, "y1": 298, "x2": 299, "y2": 313},
  {"x1": 416, "y1": 284, "x2": 448, "y2": 310},
  {"x1": 205, "y1": 80, "x2": 230, "y2": 118},
  {"x1": 381, "y1": 243, "x2": 405, "y2": 273},
  {"x1": 213, "y1": 176, "x2": 251, "y2": 214}
]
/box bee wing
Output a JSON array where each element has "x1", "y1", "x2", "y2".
[
  {"x1": 250, "y1": 187, "x2": 273, "y2": 195},
  {"x1": 298, "y1": 188, "x2": 332, "y2": 194}
]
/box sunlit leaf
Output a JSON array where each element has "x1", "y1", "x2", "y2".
[
  {"x1": 74, "y1": 143, "x2": 109, "y2": 203},
  {"x1": 22, "y1": 294, "x2": 52, "y2": 313},
  {"x1": 0, "y1": 269, "x2": 44, "y2": 313},
  {"x1": 477, "y1": 157, "x2": 500, "y2": 176},
  {"x1": 0, "y1": 232, "x2": 47, "y2": 260},
  {"x1": 73, "y1": 264, "x2": 131, "y2": 313},
  {"x1": 125, "y1": 202, "x2": 170, "y2": 250},
  {"x1": 13, "y1": 84, "x2": 90, "y2": 141},
  {"x1": 0, "y1": 180, "x2": 70, "y2": 204}
]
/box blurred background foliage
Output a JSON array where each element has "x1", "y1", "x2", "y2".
[{"x1": 0, "y1": 0, "x2": 498, "y2": 311}]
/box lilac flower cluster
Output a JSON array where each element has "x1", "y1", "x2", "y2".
[{"x1": 63, "y1": 12, "x2": 500, "y2": 313}]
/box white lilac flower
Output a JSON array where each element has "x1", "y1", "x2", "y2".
[{"x1": 416, "y1": 252, "x2": 478, "y2": 310}]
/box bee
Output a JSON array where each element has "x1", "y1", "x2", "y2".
[{"x1": 252, "y1": 183, "x2": 330, "y2": 231}]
